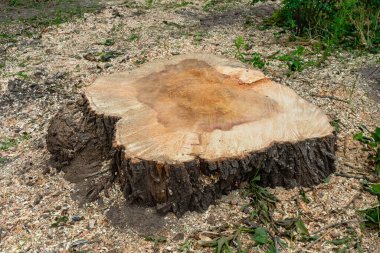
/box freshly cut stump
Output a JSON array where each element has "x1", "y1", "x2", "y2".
[{"x1": 47, "y1": 54, "x2": 336, "y2": 215}]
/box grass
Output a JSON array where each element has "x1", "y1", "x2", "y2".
[
  {"x1": 203, "y1": 0, "x2": 240, "y2": 11},
  {"x1": 1, "y1": 0, "x2": 102, "y2": 38},
  {"x1": 266, "y1": 0, "x2": 380, "y2": 52},
  {"x1": 128, "y1": 33, "x2": 140, "y2": 42},
  {"x1": 354, "y1": 126, "x2": 380, "y2": 175},
  {"x1": 0, "y1": 133, "x2": 31, "y2": 151}
]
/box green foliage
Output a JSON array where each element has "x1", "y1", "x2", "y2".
[
  {"x1": 15, "y1": 71, "x2": 29, "y2": 79},
  {"x1": 102, "y1": 38, "x2": 115, "y2": 46},
  {"x1": 246, "y1": 175, "x2": 278, "y2": 224},
  {"x1": 146, "y1": 0, "x2": 155, "y2": 8},
  {"x1": 353, "y1": 127, "x2": 380, "y2": 175},
  {"x1": 252, "y1": 227, "x2": 268, "y2": 245},
  {"x1": 0, "y1": 157, "x2": 8, "y2": 164},
  {"x1": 179, "y1": 239, "x2": 193, "y2": 252},
  {"x1": 99, "y1": 51, "x2": 121, "y2": 62},
  {"x1": 330, "y1": 119, "x2": 341, "y2": 133},
  {"x1": 276, "y1": 46, "x2": 315, "y2": 74},
  {"x1": 128, "y1": 33, "x2": 140, "y2": 42},
  {"x1": 0, "y1": 133, "x2": 31, "y2": 151},
  {"x1": 145, "y1": 236, "x2": 167, "y2": 252},
  {"x1": 360, "y1": 205, "x2": 380, "y2": 229},
  {"x1": 361, "y1": 182, "x2": 380, "y2": 230},
  {"x1": 3, "y1": 0, "x2": 101, "y2": 28},
  {"x1": 165, "y1": 1, "x2": 193, "y2": 9},
  {"x1": 203, "y1": 0, "x2": 240, "y2": 11},
  {"x1": 234, "y1": 36, "x2": 268, "y2": 69},
  {"x1": 299, "y1": 188, "x2": 311, "y2": 204},
  {"x1": 51, "y1": 215, "x2": 68, "y2": 228},
  {"x1": 294, "y1": 219, "x2": 309, "y2": 237},
  {"x1": 270, "y1": 0, "x2": 380, "y2": 50}
]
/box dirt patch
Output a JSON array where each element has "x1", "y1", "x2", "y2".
[
  {"x1": 359, "y1": 65, "x2": 380, "y2": 102},
  {"x1": 106, "y1": 203, "x2": 168, "y2": 235}
]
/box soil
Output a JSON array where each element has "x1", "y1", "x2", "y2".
[{"x1": 0, "y1": 0, "x2": 379, "y2": 252}]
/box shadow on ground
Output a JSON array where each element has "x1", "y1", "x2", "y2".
[{"x1": 106, "y1": 202, "x2": 168, "y2": 235}]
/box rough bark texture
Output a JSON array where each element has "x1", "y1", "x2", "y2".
[
  {"x1": 47, "y1": 54, "x2": 337, "y2": 216},
  {"x1": 115, "y1": 133, "x2": 336, "y2": 215},
  {"x1": 47, "y1": 95, "x2": 120, "y2": 202},
  {"x1": 47, "y1": 95, "x2": 336, "y2": 216}
]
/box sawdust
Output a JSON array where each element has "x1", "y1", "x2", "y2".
[{"x1": 0, "y1": 0, "x2": 379, "y2": 252}]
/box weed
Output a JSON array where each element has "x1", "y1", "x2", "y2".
[
  {"x1": 299, "y1": 188, "x2": 311, "y2": 204},
  {"x1": 179, "y1": 239, "x2": 193, "y2": 252},
  {"x1": 146, "y1": 0, "x2": 155, "y2": 8},
  {"x1": 193, "y1": 31, "x2": 205, "y2": 44},
  {"x1": 165, "y1": 1, "x2": 193, "y2": 9},
  {"x1": 128, "y1": 33, "x2": 140, "y2": 42},
  {"x1": 0, "y1": 157, "x2": 8, "y2": 164},
  {"x1": 51, "y1": 215, "x2": 68, "y2": 228},
  {"x1": 354, "y1": 129, "x2": 380, "y2": 231},
  {"x1": 268, "y1": 0, "x2": 380, "y2": 51},
  {"x1": 360, "y1": 181, "x2": 380, "y2": 230},
  {"x1": 99, "y1": 51, "x2": 121, "y2": 62},
  {"x1": 234, "y1": 36, "x2": 268, "y2": 69},
  {"x1": 103, "y1": 38, "x2": 115, "y2": 46},
  {"x1": 203, "y1": 0, "x2": 240, "y2": 11},
  {"x1": 246, "y1": 175, "x2": 278, "y2": 224},
  {"x1": 0, "y1": 138, "x2": 17, "y2": 151},
  {"x1": 15, "y1": 71, "x2": 29, "y2": 79},
  {"x1": 353, "y1": 126, "x2": 380, "y2": 175},
  {"x1": 330, "y1": 119, "x2": 341, "y2": 133},
  {"x1": 0, "y1": 33, "x2": 17, "y2": 43},
  {"x1": 145, "y1": 236, "x2": 167, "y2": 252},
  {"x1": 3, "y1": 0, "x2": 101, "y2": 30},
  {"x1": 0, "y1": 133, "x2": 30, "y2": 151},
  {"x1": 276, "y1": 46, "x2": 316, "y2": 74}
]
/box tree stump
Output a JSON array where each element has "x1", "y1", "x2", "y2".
[{"x1": 47, "y1": 54, "x2": 336, "y2": 215}]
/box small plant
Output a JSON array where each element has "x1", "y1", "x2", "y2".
[
  {"x1": 269, "y1": 0, "x2": 380, "y2": 51},
  {"x1": 276, "y1": 46, "x2": 315, "y2": 74},
  {"x1": 128, "y1": 33, "x2": 140, "y2": 42},
  {"x1": 179, "y1": 239, "x2": 193, "y2": 252},
  {"x1": 102, "y1": 38, "x2": 115, "y2": 46},
  {"x1": 330, "y1": 119, "x2": 341, "y2": 133},
  {"x1": 145, "y1": 236, "x2": 167, "y2": 252},
  {"x1": 246, "y1": 174, "x2": 278, "y2": 224},
  {"x1": 99, "y1": 51, "x2": 121, "y2": 62},
  {"x1": 360, "y1": 182, "x2": 380, "y2": 230},
  {"x1": 51, "y1": 215, "x2": 68, "y2": 228},
  {"x1": 299, "y1": 188, "x2": 311, "y2": 204},
  {"x1": 353, "y1": 126, "x2": 380, "y2": 175},
  {"x1": 146, "y1": 0, "x2": 155, "y2": 8},
  {"x1": 15, "y1": 71, "x2": 29, "y2": 79},
  {"x1": 0, "y1": 133, "x2": 31, "y2": 151},
  {"x1": 234, "y1": 36, "x2": 268, "y2": 69},
  {"x1": 193, "y1": 31, "x2": 205, "y2": 44}
]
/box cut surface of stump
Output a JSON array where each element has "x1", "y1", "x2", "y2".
[{"x1": 47, "y1": 54, "x2": 336, "y2": 215}]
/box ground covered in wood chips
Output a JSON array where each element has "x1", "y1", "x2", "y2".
[{"x1": 0, "y1": 0, "x2": 379, "y2": 252}]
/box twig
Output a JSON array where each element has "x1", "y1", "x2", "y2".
[
  {"x1": 335, "y1": 172, "x2": 377, "y2": 183},
  {"x1": 311, "y1": 219, "x2": 356, "y2": 235},
  {"x1": 344, "y1": 192, "x2": 361, "y2": 208},
  {"x1": 305, "y1": 230, "x2": 330, "y2": 250},
  {"x1": 310, "y1": 94, "x2": 349, "y2": 103},
  {"x1": 84, "y1": 168, "x2": 110, "y2": 179},
  {"x1": 343, "y1": 136, "x2": 348, "y2": 157},
  {"x1": 274, "y1": 237, "x2": 279, "y2": 253},
  {"x1": 343, "y1": 162, "x2": 361, "y2": 170}
]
